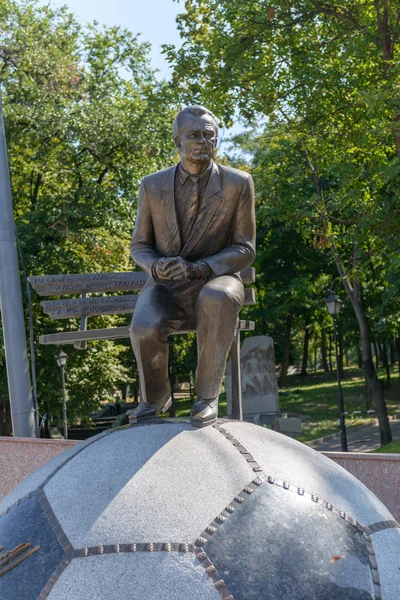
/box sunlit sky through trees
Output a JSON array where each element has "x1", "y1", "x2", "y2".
[
  {"x1": 38, "y1": 0, "x2": 244, "y2": 148},
  {"x1": 39, "y1": 0, "x2": 181, "y2": 79}
]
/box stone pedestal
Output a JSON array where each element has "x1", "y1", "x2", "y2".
[
  {"x1": 0, "y1": 420, "x2": 398, "y2": 599},
  {"x1": 226, "y1": 335, "x2": 280, "y2": 422}
]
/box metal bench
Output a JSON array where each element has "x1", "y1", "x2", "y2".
[{"x1": 28, "y1": 268, "x2": 256, "y2": 419}]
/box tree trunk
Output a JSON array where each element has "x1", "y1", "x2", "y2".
[
  {"x1": 364, "y1": 371, "x2": 372, "y2": 412},
  {"x1": 390, "y1": 340, "x2": 395, "y2": 366},
  {"x1": 305, "y1": 153, "x2": 391, "y2": 443},
  {"x1": 300, "y1": 318, "x2": 311, "y2": 376},
  {"x1": 278, "y1": 312, "x2": 292, "y2": 389},
  {"x1": 395, "y1": 334, "x2": 400, "y2": 377},
  {"x1": 380, "y1": 342, "x2": 391, "y2": 388},
  {"x1": 356, "y1": 345, "x2": 363, "y2": 368},
  {"x1": 321, "y1": 329, "x2": 329, "y2": 372},
  {"x1": 373, "y1": 341, "x2": 379, "y2": 369},
  {"x1": 338, "y1": 276, "x2": 392, "y2": 445}
]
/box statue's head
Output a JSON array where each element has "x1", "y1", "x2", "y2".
[{"x1": 174, "y1": 105, "x2": 218, "y2": 164}]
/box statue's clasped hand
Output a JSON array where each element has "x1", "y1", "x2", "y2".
[{"x1": 152, "y1": 257, "x2": 211, "y2": 282}]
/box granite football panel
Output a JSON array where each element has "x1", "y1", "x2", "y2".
[
  {"x1": 0, "y1": 493, "x2": 68, "y2": 600},
  {"x1": 46, "y1": 552, "x2": 222, "y2": 600},
  {"x1": 204, "y1": 480, "x2": 375, "y2": 600},
  {"x1": 370, "y1": 528, "x2": 400, "y2": 600},
  {"x1": 44, "y1": 424, "x2": 254, "y2": 547}
]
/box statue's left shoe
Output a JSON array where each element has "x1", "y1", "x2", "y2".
[{"x1": 190, "y1": 397, "x2": 218, "y2": 428}]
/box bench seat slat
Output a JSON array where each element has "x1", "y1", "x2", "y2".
[
  {"x1": 28, "y1": 267, "x2": 256, "y2": 296},
  {"x1": 38, "y1": 321, "x2": 255, "y2": 346}
]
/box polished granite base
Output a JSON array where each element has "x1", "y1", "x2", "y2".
[{"x1": 0, "y1": 419, "x2": 398, "y2": 599}]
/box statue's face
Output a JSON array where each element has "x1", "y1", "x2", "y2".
[{"x1": 175, "y1": 114, "x2": 217, "y2": 163}]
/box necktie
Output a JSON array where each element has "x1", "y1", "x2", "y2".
[{"x1": 183, "y1": 176, "x2": 200, "y2": 240}]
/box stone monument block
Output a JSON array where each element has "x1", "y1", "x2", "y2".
[
  {"x1": 226, "y1": 335, "x2": 279, "y2": 420},
  {"x1": 0, "y1": 420, "x2": 398, "y2": 599},
  {"x1": 273, "y1": 416, "x2": 303, "y2": 437}
]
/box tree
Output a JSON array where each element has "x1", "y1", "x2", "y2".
[
  {"x1": 0, "y1": 0, "x2": 178, "y2": 426},
  {"x1": 165, "y1": 0, "x2": 400, "y2": 444}
]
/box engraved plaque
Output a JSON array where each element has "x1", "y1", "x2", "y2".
[
  {"x1": 41, "y1": 295, "x2": 139, "y2": 320},
  {"x1": 28, "y1": 272, "x2": 149, "y2": 296}
]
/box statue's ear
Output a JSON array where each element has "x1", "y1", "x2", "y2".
[{"x1": 174, "y1": 136, "x2": 182, "y2": 151}]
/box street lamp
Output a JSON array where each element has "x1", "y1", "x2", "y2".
[
  {"x1": 56, "y1": 350, "x2": 68, "y2": 440},
  {"x1": 325, "y1": 294, "x2": 348, "y2": 452}
]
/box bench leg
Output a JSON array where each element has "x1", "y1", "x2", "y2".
[
  {"x1": 73, "y1": 293, "x2": 87, "y2": 350},
  {"x1": 230, "y1": 329, "x2": 243, "y2": 421}
]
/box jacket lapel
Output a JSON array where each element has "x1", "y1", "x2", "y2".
[
  {"x1": 159, "y1": 165, "x2": 181, "y2": 254},
  {"x1": 181, "y1": 162, "x2": 222, "y2": 258}
]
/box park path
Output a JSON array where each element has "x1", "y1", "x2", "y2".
[{"x1": 310, "y1": 419, "x2": 400, "y2": 452}]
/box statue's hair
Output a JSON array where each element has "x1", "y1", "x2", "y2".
[{"x1": 174, "y1": 105, "x2": 218, "y2": 136}]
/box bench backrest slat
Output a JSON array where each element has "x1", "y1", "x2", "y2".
[
  {"x1": 28, "y1": 267, "x2": 256, "y2": 297},
  {"x1": 41, "y1": 288, "x2": 256, "y2": 320}
]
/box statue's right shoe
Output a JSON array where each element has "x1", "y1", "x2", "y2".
[{"x1": 128, "y1": 395, "x2": 172, "y2": 424}]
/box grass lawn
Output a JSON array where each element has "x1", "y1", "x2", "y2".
[
  {"x1": 372, "y1": 439, "x2": 400, "y2": 453},
  {"x1": 173, "y1": 366, "x2": 400, "y2": 444}
]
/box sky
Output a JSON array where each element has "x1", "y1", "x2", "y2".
[{"x1": 40, "y1": 0, "x2": 183, "y2": 79}]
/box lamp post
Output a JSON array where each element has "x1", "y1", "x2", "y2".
[
  {"x1": 56, "y1": 351, "x2": 68, "y2": 439},
  {"x1": 326, "y1": 295, "x2": 348, "y2": 452}
]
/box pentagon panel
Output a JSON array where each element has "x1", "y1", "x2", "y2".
[
  {"x1": 203, "y1": 480, "x2": 374, "y2": 599},
  {"x1": 0, "y1": 492, "x2": 69, "y2": 600}
]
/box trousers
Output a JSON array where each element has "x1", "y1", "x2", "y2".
[{"x1": 129, "y1": 275, "x2": 244, "y2": 404}]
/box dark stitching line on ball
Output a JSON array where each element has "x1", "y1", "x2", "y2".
[
  {"x1": 72, "y1": 541, "x2": 235, "y2": 599},
  {"x1": 194, "y1": 477, "x2": 264, "y2": 548},
  {"x1": 213, "y1": 424, "x2": 264, "y2": 477},
  {"x1": 36, "y1": 490, "x2": 74, "y2": 560},
  {"x1": 364, "y1": 520, "x2": 400, "y2": 535},
  {"x1": 195, "y1": 548, "x2": 235, "y2": 600},
  {"x1": 73, "y1": 542, "x2": 195, "y2": 557},
  {"x1": 35, "y1": 490, "x2": 74, "y2": 599},
  {"x1": 37, "y1": 557, "x2": 70, "y2": 600}
]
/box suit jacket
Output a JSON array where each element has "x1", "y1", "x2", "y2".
[{"x1": 130, "y1": 161, "x2": 256, "y2": 277}]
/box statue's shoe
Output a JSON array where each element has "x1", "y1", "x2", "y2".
[
  {"x1": 190, "y1": 397, "x2": 218, "y2": 428},
  {"x1": 128, "y1": 396, "x2": 172, "y2": 424}
]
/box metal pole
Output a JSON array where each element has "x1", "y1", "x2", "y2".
[
  {"x1": 0, "y1": 91, "x2": 36, "y2": 437},
  {"x1": 61, "y1": 365, "x2": 68, "y2": 440},
  {"x1": 231, "y1": 330, "x2": 243, "y2": 421},
  {"x1": 333, "y1": 315, "x2": 348, "y2": 452}
]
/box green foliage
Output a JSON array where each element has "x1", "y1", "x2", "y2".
[
  {"x1": 0, "y1": 0, "x2": 178, "y2": 423},
  {"x1": 167, "y1": 0, "x2": 400, "y2": 370}
]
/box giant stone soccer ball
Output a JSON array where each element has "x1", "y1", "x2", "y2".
[{"x1": 0, "y1": 419, "x2": 399, "y2": 600}]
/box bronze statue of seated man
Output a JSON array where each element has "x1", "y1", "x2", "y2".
[{"x1": 129, "y1": 105, "x2": 255, "y2": 427}]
